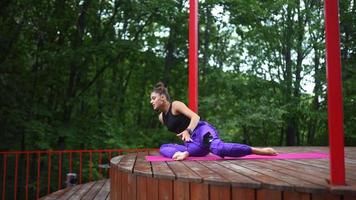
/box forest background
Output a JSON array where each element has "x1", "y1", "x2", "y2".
[{"x1": 1, "y1": 0, "x2": 356, "y2": 152}]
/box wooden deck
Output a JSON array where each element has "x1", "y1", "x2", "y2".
[
  {"x1": 110, "y1": 147, "x2": 356, "y2": 200},
  {"x1": 40, "y1": 179, "x2": 110, "y2": 200}
]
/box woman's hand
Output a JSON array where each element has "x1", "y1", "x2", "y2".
[{"x1": 177, "y1": 130, "x2": 192, "y2": 142}]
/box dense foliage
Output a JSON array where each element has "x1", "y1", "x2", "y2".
[{"x1": 1, "y1": 0, "x2": 355, "y2": 151}]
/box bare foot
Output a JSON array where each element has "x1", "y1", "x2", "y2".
[
  {"x1": 251, "y1": 147, "x2": 278, "y2": 156},
  {"x1": 172, "y1": 151, "x2": 189, "y2": 161}
]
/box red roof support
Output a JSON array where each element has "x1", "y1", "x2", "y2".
[
  {"x1": 189, "y1": 0, "x2": 198, "y2": 113},
  {"x1": 324, "y1": 0, "x2": 345, "y2": 185}
]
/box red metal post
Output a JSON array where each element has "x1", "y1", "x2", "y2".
[
  {"x1": 26, "y1": 153, "x2": 30, "y2": 200},
  {"x1": 98, "y1": 152, "x2": 103, "y2": 175},
  {"x1": 108, "y1": 152, "x2": 112, "y2": 178},
  {"x1": 2, "y1": 154, "x2": 7, "y2": 200},
  {"x1": 324, "y1": 0, "x2": 345, "y2": 185},
  {"x1": 189, "y1": 0, "x2": 198, "y2": 113},
  {"x1": 69, "y1": 152, "x2": 72, "y2": 173},
  {"x1": 47, "y1": 152, "x2": 51, "y2": 194},
  {"x1": 89, "y1": 152, "x2": 93, "y2": 182},
  {"x1": 79, "y1": 152, "x2": 82, "y2": 184},
  {"x1": 36, "y1": 153, "x2": 41, "y2": 200},
  {"x1": 58, "y1": 152, "x2": 62, "y2": 190},
  {"x1": 14, "y1": 153, "x2": 19, "y2": 200}
]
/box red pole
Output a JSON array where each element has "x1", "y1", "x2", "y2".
[
  {"x1": 324, "y1": 0, "x2": 345, "y2": 185},
  {"x1": 25, "y1": 153, "x2": 30, "y2": 200},
  {"x1": 14, "y1": 153, "x2": 19, "y2": 200},
  {"x1": 79, "y1": 152, "x2": 82, "y2": 184},
  {"x1": 189, "y1": 0, "x2": 198, "y2": 113},
  {"x1": 47, "y1": 152, "x2": 51, "y2": 194},
  {"x1": 89, "y1": 152, "x2": 93, "y2": 182},
  {"x1": 69, "y1": 152, "x2": 72, "y2": 173},
  {"x1": 58, "y1": 152, "x2": 62, "y2": 190},
  {"x1": 2, "y1": 154, "x2": 7, "y2": 200},
  {"x1": 36, "y1": 153, "x2": 41, "y2": 200},
  {"x1": 98, "y1": 152, "x2": 103, "y2": 175}
]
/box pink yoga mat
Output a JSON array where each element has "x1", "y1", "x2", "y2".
[{"x1": 145, "y1": 152, "x2": 329, "y2": 162}]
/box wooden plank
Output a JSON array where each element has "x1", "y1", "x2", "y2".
[
  {"x1": 256, "y1": 189, "x2": 282, "y2": 200},
  {"x1": 232, "y1": 188, "x2": 255, "y2": 200},
  {"x1": 344, "y1": 195, "x2": 356, "y2": 200},
  {"x1": 93, "y1": 179, "x2": 110, "y2": 200},
  {"x1": 137, "y1": 176, "x2": 147, "y2": 200},
  {"x1": 110, "y1": 156, "x2": 123, "y2": 200},
  {"x1": 190, "y1": 182, "x2": 208, "y2": 200},
  {"x1": 81, "y1": 180, "x2": 106, "y2": 200},
  {"x1": 147, "y1": 177, "x2": 159, "y2": 200},
  {"x1": 68, "y1": 181, "x2": 96, "y2": 200},
  {"x1": 302, "y1": 159, "x2": 356, "y2": 181},
  {"x1": 40, "y1": 188, "x2": 69, "y2": 200},
  {"x1": 115, "y1": 167, "x2": 122, "y2": 200},
  {"x1": 259, "y1": 159, "x2": 332, "y2": 190},
  {"x1": 330, "y1": 185, "x2": 356, "y2": 196},
  {"x1": 151, "y1": 161, "x2": 175, "y2": 180},
  {"x1": 173, "y1": 181, "x2": 190, "y2": 200},
  {"x1": 283, "y1": 191, "x2": 311, "y2": 200},
  {"x1": 199, "y1": 161, "x2": 260, "y2": 189},
  {"x1": 210, "y1": 185, "x2": 231, "y2": 200},
  {"x1": 158, "y1": 179, "x2": 173, "y2": 200},
  {"x1": 278, "y1": 158, "x2": 356, "y2": 187},
  {"x1": 56, "y1": 184, "x2": 83, "y2": 200},
  {"x1": 183, "y1": 161, "x2": 230, "y2": 186},
  {"x1": 167, "y1": 161, "x2": 201, "y2": 183},
  {"x1": 111, "y1": 156, "x2": 123, "y2": 165},
  {"x1": 121, "y1": 172, "x2": 137, "y2": 200},
  {"x1": 221, "y1": 160, "x2": 291, "y2": 191},
  {"x1": 247, "y1": 160, "x2": 328, "y2": 193},
  {"x1": 110, "y1": 166, "x2": 115, "y2": 200},
  {"x1": 118, "y1": 153, "x2": 137, "y2": 173},
  {"x1": 134, "y1": 152, "x2": 153, "y2": 177},
  {"x1": 311, "y1": 193, "x2": 341, "y2": 200}
]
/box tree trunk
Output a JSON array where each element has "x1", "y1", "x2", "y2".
[
  {"x1": 284, "y1": 3, "x2": 296, "y2": 146},
  {"x1": 201, "y1": 4, "x2": 212, "y2": 99},
  {"x1": 59, "y1": 0, "x2": 91, "y2": 149},
  {"x1": 308, "y1": 34, "x2": 321, "y2": 145}
]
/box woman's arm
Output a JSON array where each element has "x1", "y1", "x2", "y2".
[
  {"x1": 158, "y1": 112, "x2": 164, "y2": 124},
  {"x1": 172, "y1": 101, "x2": 200, "y2": 141}
]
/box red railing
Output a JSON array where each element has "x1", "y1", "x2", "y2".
[{"x1": 0, "y1": 148, "x2": 155, "y2": 200}]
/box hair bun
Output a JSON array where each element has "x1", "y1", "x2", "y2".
[
  {"x1": 155, "y1": 81, "x2": 165, "y2": 88},
  {"x1": 152, "y1": 81, "x2": 171, "y2": 101}
]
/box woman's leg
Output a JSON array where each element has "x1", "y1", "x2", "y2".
[
  {"x1": 160, "y1": 142, "x2": 209, "y2": 160},
  {"x1": 251, "y1": 147, "x2": 278, "y2": 155},
  {"x1": 210, "y1": 139, "x2": 252, "y2": 158},
  {"x1": 173, "y1": 142, "x2": 210, "y2": 161},
  {"x1": 159, "y1": 144, "x2": 187, "y2": 158},
  {"x1": 210, "y1": 139, "x2": 277, "y2": 157}
]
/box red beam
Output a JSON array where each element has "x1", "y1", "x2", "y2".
[
  {"x1": 324, "y1": 0, "x2": 345, "y2": 185},
  {"x1": 189, "y1": 0, "x2": 198, "y2": 113}
]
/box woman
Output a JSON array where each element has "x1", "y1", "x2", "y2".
[{"x1": 150, "y1": 82, "x2": 277, "y2": 161}]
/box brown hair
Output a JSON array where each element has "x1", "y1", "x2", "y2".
[{"x1": 152, "y1": 82, "x2": 171, "y2": 102}]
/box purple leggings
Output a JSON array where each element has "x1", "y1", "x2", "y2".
[{"x1": 160, "y1": 121, "x2": 252, "y2": 158}]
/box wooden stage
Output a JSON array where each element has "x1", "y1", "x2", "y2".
[
  {"x1": 110, "y1": 147, "x2": 356, "y2": 200},
  {"x1": 40, "y1": 179, "x2": 110, "y2": 200}
]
